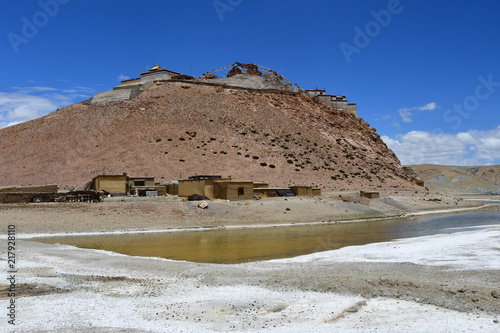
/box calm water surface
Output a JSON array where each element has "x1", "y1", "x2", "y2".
[{"x1": 35, "y1": 211, "x2": 500, "y2": 264}]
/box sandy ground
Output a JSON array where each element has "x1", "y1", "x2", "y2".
[
  {"x1": 1, "y1": 192, "x2": 499, "y2": 332},
  {"x1": 0, "y1": 191, "x2": 483, "y2": 237}
]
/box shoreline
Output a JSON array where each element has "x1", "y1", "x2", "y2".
[{"x1": 20, "y1": 202, "x2": 495, "y2": 240}]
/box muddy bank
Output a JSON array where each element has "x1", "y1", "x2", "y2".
[{"x1": 0, "y1": 191, "x2": 485, "y2": 237}]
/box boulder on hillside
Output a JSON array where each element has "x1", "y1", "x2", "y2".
[{"x1": 198, "y1": 73, "x2": 217, "y2": 80}]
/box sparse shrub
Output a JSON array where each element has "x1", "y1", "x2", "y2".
[
  {"x1": 287, "y1": 160, "x2": 293, "y2": 164},
  {"x1": 260, "y1": 162, "x2": 267, "y2": 167},
  {"x1": 252, "y1": 156, "x2": 259, "y2": 160},
  {"x1": 269, "y1": 164, "x2": 276, "y2": 168},
  {"x1": 179, "y1": 159, "x2": 185, "y2": 162}
]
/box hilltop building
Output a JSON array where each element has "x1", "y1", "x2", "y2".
[
  {"x1": 305, "y1": 89, "x2": 358, "y2": 116},
  {"x1": 120, "y1": 64, "x2": 180, "y2": 85},
  {"x1": 91, "y1": 62, "x2": 358, "y2": 117},
  {"x1": 91, "y1": 64, "x2": 180, "y2": 104}
]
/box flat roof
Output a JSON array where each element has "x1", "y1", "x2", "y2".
[{"x1": 140, "y1": 68, "x2": 180, "y2": 76}]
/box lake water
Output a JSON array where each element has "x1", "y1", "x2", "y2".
[{"x1": 34, "y1": 211, "x2": 500, "y2": 264}]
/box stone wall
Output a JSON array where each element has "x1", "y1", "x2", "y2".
[
  {"x1": 315, "y1": 94, "x2": 358, "y2": 117},
  {"x1": 199, "y1": 74, "x2": 299, "y2": 93},
  {"x1": 140, "y1": 72, "x2": 174, "y2": 83},
  {"x1": 92, "y1": 89, "x2": 132, "y2": 104},
  {"x1": 0, "y1": 184, "x2": 58, "y2": 193}
]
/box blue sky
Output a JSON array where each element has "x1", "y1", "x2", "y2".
[{"x1": 1, "y1": 0, "x2": 499, "y2": 166}]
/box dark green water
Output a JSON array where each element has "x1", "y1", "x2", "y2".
[{"x1": 34, "y1": 211, "x2": 500, "y2": 264}]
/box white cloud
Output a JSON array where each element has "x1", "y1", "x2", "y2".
[
  {"x1": 0, "y1": 81, "x2": 96, "y2": 129},
  {"x1": 398, "y1": 102, "x2": 439, "y2": 123},
  {"x1": 11, "y1": 86, "x2": 59, "y2": 92},
  {"x1": 419, "y1": 102, "x2": 437, "y2": 111},
  {"x1": 73, "y1": 86, "x2": 94, "y2": 93},
  {"x1": 6, "y1": 120, "x2": 22, "y2": 127},
  {"x1": 0, "y1": 92, "x2": 58, "y2": 123},
  {"x1": 398, "y1": 109, "x2": 412, "y2": 123},
  {"x1": 382, "y1": 126, "x2": 500, "y2": 165},
  {"x1": 118, "y1": 74, "x2": 130, "y2": 81}
]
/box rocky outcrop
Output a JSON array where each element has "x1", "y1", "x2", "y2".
[{"x1": 198, "y1": 73, "x2": 218, "y2": 80}]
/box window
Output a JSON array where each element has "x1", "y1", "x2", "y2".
[
  {"x1": 237, "y1": 187, "x2": 244, "y2": 196},
  {"x1": 134, "y1": 180, "x2": 145, "y2": 186}
]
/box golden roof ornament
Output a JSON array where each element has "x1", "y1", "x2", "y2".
[{"x1": 149, "y1": 64, "x2": 162, "y2": 71}]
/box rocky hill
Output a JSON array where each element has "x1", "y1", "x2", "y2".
[
  {"x1": 409, "y1": 164, "x2": 500, "y2": 194},
  {"x1": 0, "y1": 79, "x2": 420, "y2": 191}
]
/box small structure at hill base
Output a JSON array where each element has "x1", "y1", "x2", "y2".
[
  {"x1": 88, "y1": 173, "x2": 165, "y2": 196},
  {"x1": 178, "y1": 175, "x2": 321, "y2": 200},
  {"x1": 178, "y1": 175, "x2": 254, "y2": 201},
  {"x1": 253, "y1": 188, "x2": 296, "y2": 198},
  {"x1": 360, "y1": 191, "x2": 380, "y2": 199},
  {"x1": 0, "y1": 185, "x2": 102, "y2": 203}
]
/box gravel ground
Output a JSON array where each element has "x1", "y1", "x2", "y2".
[{"x1": 1, "y1": 193, "x2": 499, "y2": 332}]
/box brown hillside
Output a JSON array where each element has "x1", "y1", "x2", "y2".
[
  {"x1": 0, "y1": 81, "x2": 420, "y2": 190},
  {"x1": 410, "y1": 164, "x2": 500, "y2": 194}
]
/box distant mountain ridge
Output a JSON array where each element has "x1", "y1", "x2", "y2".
[
  {"x1": 409, "y1": 164, "x2": 500, "y2": 194},
  {"x1": 0, "y1": 79, "x2": 420, "y2": 191}
]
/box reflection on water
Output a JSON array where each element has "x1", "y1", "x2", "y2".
[{"x1": 35, "y1": 211, "x2": 500, "y2": 264}]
